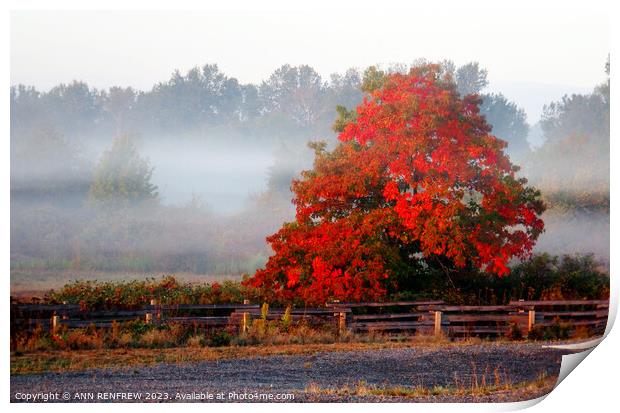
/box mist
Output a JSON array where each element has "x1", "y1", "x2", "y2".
[
  {"x1": 10, "y1": 59, "x2": 609, "y2": 292},
  {"x1": 144, "y1": 138, "x2": 276, "y2": 212},
  {"x1": 535, "y1": 210, "x2": 609, "y2": 266}
]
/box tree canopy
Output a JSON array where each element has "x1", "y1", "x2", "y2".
[
  {"x1": 89, "y1": 135, "x2": 158, "y2": 206},
  {"x1": 246, "y1": 64, "x2": 545, "y2": 305},
  {"x1": 480, "y1": 93, "x2": 530, "y2": 161}
]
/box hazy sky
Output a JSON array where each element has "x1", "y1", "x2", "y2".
[{"x1": 10, "y1": 3, "x2": 609, "y2": 121}]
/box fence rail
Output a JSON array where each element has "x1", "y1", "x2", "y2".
[{"x1": 10, "y1": 299, "x2": 609, "y2": 339}]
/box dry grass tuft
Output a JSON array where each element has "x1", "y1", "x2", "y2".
[
  {"x1": 139, "y1": 329, "x2": 176, "y2": 348},
  {"x1": 66, "y1": 330, "x2": 104, "y2": 350},
  {"x1": 186, "y1": 335, "x2": 205, "y2": 348}
]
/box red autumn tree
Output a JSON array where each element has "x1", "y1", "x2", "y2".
[{"x1": 246, "y1": 64, "x2": 545, "y2": 305}]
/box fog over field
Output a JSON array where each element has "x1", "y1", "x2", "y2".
[
  {"x1": 535, "y1": 211, "x2": 609, "y2": 264},
  {"x1": 144, "y1": 139, "x2": 277, "y2": 212}
]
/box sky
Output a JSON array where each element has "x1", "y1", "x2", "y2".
[{"x1": 10, "y1": 3, "x2": 609, "y2": 122}]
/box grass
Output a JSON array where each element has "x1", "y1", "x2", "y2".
[
  {"x1": 11, "y1": 337, "x2": 500, "y2": 375},
  {"x1": 11, "y1": 341, "x2": 414, "y2": 375},
  {"x1": 304, "y1": 370, "x2": 556, "y2": 401}
]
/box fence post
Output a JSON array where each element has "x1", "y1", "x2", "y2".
[
  {"x1": 61, "y1": 301, "x2": 69, "y2": 320},
  {"x1": 528, "y1": 309, "x2": 536, "y2": 332},
  {"x1": 150, "y1": 298, "x2": 161, "y2": 320},
  {"x1": 51, "y1": 315, "x2": 60, "y2": 333},
  {"x1": 434, "y1": 311, "x2": 443, "y2": 336},
  {"x1": 338, "y1": 312, "x2": 346, "y2": 336},
  {"x1": 145, "y1": 312, "x2": 153, "y2": 325},
  {"x1": 242, "y1": 299, "x2": 250, "y2": 333}
]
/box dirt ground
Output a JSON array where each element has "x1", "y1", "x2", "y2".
[{"x1": 10, "y1": 342, "x2": 573, "y2": 403}]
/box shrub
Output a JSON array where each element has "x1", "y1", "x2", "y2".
[
  {"x1": 505, "y1": 323, "x2": 524, "y2": 341},
  {"x1": 116, "y1": 332, "x2": 134, "y2": 348},
  {"x1": 106, "y1": 322, "x2": 135, "y2": 348},
  {"x1": 527, "y1": 325, "x2": 546, "y2": 341},
  {"x1": 527, "y1": 322, "x2": 573, "y2": 341},
  {"x1": 209, "y1": 331, "x2": 231, "y2": 347},
  {"x1": 573, "y1": 325, "x2": 592, "y2": 339},
  {"x1": 391, "y1": 253, "x2": 609, "y2": 305},
  {"x1": 15, "y1": 326, "x2": 57, "y2": 352},
  {"x1": 261, "y1": 302, "x2": 269, "y2": 320},
  {"x1": 280, "y1": 305, "x2": 292, "y2": 331},
  {"x1": 186, "y1": 335, "x2": 206, "y2": 348},
  {"x1": 509, "y1": 254, "x2": 609, "y2": 302},
  {"x1": 45, "y1": 276, "x2": 259, "y2": 310},
  {"x1": 547, "y1": 321, "x2": 573, "y2": 340},
  {"x1": 124, "y1": 319, "x2": 153, "y2": 338},
  {"x1": 167, "y1": 323, "x2": 192, "y2": 344},
  {"x1": 66, "y1": 329, "x2": 104, "y2": 350},
  {"x1": 139, "y1": 329, "x2": 176, "y2": 348}
]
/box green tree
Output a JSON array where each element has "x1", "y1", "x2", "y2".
[
  {"x1": 455, "y1": 62, "x2": 489, "y2": 96},
  {"x1": 328, "y1": 68, "x2": 363, "y2": 110},
  {"x1": 361, "y1": 65, "x2": 387, "y2": 92},
  {"x1": 43, "y1": 81, "x2": 103, "y2": 138},
  {"x1": 89, "y1": 135, "x2": 158, "y2": 206},
  {"x1": 260, "y1": 64, "x2": 326, "y2": 127},
  {"x1": 136, "y1": 63, "x2": 243, "y2": 130},
  {"x1": 102, "y1": 86, "x2": 136, "y2": 136},
  {"x1": 480, "y1": 93, "x2": 530, "y2": 162}
]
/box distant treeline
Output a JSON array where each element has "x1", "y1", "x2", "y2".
[
  {"x1": 11, "y1": 61, "x2": 533, "y2": 160},
  {"x1": 10, "y1": 61, "x2": 524, "y2": 135}
]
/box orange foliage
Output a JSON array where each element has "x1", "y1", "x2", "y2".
[{"x1": 247, "y1": 65, "x2": 545, "y2": 305}]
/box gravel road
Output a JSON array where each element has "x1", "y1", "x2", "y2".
[{"x1": 11, "y1": 343, "x2": 571, "y2": 403}]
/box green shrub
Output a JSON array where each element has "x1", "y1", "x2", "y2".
[
  {"x1": 124, "y1": 319, "x2": 153, "y2": 338},
  {"x1": 209, "y1": 331, "x2": 232, "y2": 347},
  {"x1": 505, "y1": 323, "x2": 524, "y2": 341},
  {"x1": 389, "y1": 253, "x2": 609, "y2": 305},
  {"x1": 527, "y1": 322, "x2": 574, "y2": 341}
]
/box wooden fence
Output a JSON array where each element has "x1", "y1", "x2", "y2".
[{"x1": 10, "y1": 299, "x2": 609, "y2": 339}]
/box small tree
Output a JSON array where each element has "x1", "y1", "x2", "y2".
[
  {"x1": 479, "y1": 93, "x2": 530, "y2": 162},
  {"x1": 89, "y1": 135, "x2": 158, "y2": 206},
  {"x1": 246, "y1": 64, "x2": 545, "y2": 305}
]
